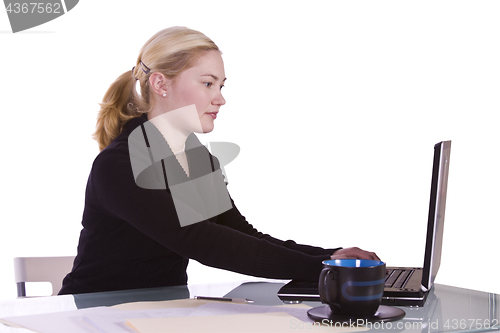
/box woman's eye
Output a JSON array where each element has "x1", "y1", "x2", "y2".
[
  {"x1": 220, "y1": 84, "x2": 225, "y2": 90},
  {"x1": 204, "y1": 82, "x2": 213, "y2": 87}
]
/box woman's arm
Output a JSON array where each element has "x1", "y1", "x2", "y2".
[{"x1": 90, "y1": 147, "x2": 331, "y2": 281}]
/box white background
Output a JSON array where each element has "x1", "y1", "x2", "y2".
[{"x1": 0, "y1": 0, "x2": 498, "y2": 301}]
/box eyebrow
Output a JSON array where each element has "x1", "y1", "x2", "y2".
[{"x1": 202, "y1": 74, "x2": 227, "y2": 82}]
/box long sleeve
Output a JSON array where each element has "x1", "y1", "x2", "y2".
[{"x1": 89, "y1": 144, "x2": 331, "y2": 280}]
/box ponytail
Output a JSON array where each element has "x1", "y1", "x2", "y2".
[{"x1": 93, "y1": 70, "x2": 144, "y2": 151}]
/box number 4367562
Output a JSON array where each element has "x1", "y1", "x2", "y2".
[
  {"x1": 6, "y1": 3, "x2": 62, "y2": 14},
  {"x1": 444, "y1": 319, "x2": 499, "y2": 330}
]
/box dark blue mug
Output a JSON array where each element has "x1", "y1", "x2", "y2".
[{"x1": 319, "y1": 259, "x2": 386, "y2": 317}]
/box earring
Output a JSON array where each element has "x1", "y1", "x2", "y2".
[{"x1": 162, "y1": 93, "x2": 167, "y2": 97}]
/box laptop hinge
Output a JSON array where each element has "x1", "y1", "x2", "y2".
[{"x1": 420, "y1": 285, "x2": 428, "y2": 293}]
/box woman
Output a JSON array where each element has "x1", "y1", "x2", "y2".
[{"x1": 59, "y1": 27, "x2": 379, "y2": 295}]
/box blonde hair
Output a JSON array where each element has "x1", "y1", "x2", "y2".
[{"x1": 93, "y1": 27, "x2": 220, "y2": 151}]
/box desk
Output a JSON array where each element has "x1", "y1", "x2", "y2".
[{"x1": 0, "y1": 281, "x2": 498, "y2": 332}]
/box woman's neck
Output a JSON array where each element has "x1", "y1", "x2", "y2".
[{"x1": 148, "y1": 110, "x2": 190, "y2": 155}]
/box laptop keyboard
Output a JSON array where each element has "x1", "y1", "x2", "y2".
[
  {"x1": 385, "y1": 269, "x2": 414, "y2": 288},
  {"x1": 280, "y1": 269, "x2": 416, "y2": 294}
]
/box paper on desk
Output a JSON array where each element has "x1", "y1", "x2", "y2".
[
  {"x1": 189, "y1": 302, "x2": 313, "y2": 323},
  {"x1": 112, "y1": 299, "x2": 315, "y2": 325},
  {"x1": 83, "y1": 303, "x2": 299, "y2": 333},
  {"x1": 66, "y1": 303, "x2": 317, "y2": 333},
  {"x1": 82, "y1": 307, "x2": 199, "y2": 333},
  {"x1": 126, "y1": 311, "x2": 368, "y2": 333},
  {"x1": 1, "y1": 305, "x2": 203, "y2": 333},
  {"x1": 0, "y1": 299, "x2": 210, "y2": 333},
  {"x1": 1, "y1": 307, "x2": 119, "y2": 333}
]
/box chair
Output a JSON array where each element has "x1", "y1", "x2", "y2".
[{"x1": 13, "y1": 256, "x2": 75, "y2": 297}]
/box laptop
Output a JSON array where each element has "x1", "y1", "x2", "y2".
[{"x1": 277, "y1": 141, "x2": 451, "y2": 307}]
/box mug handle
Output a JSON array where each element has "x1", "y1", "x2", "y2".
[{"x1": 319, "y1": 269, "x2": 336, "y2": 304}]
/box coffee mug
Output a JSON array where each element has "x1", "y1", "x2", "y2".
[{"x1": 319, "y1": 259, "x2": 386, "y2": 317}]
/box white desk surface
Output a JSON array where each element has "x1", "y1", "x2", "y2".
[{"x1": 0, "y1": 280, "x2": 498, "y2": 333}]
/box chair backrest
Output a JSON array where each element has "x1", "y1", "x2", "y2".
[{"x1": 13, "y1": 256, "x2": 75, "y2": 297}]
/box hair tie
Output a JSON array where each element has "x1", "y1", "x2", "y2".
[
  {"x1": 131, "y1": 66, "x2": 139, "y2": 81},
  {"x1": 139, "y1": 60, "x2": 151, "y2": 75}
]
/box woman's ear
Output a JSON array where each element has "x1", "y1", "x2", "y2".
[{"x1": 149, "y1": 72, "x2": 169, "y2": 98}]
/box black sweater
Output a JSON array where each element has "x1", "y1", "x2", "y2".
[{"x1": 59, "y1": 116, "x2": 337, "y2": 295}]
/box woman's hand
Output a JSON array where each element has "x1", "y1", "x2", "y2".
[{"x1": 330, "y1": 247, "x2": 380, "y2": 261}]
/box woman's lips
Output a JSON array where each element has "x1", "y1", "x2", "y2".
[{"x1": 207, "y1": 112, "x2": 218, "y2": 119}]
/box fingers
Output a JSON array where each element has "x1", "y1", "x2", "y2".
[
  {"x1": 357, "y1": 250, "x2": 380, "y2": 261},
  {"x1": 330, "y1": 254, "x2": 351, "y2": 260},
  {"x1": 330, "y1": 247, "x2": 381, "y2": 261}
]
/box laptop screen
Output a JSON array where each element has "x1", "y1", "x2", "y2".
[{"x1": 422, "y1": 141, "x2": 451, "y2": 291}]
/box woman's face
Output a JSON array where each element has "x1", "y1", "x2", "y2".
[{"x1": 164, "y1": 50, "x2": 226, "y2": 134}]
